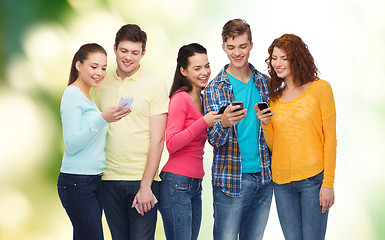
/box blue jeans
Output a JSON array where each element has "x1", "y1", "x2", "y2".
[
  {"x1": 102, "y1": 180, "x2": 159, "y2": 240},
  {"x1": 57, "y1": 172, "x2": 104, "y2": 240},
  {"x1": 213, "y1": 173, "x2": 273, "y2": 240},
  {"x1": 159, "y1": 172, "x2": 203, "y2": 240},
  {"x1": 274, "y1": 171, "x2": 328, "y2": 240}
]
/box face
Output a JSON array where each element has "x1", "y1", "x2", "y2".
[
  {"x1": 180, "y1": 53, "x2": 211, "y2": 91},
  {"x1": 222, "y1": 32, "x2": 253, "y2": 69},
  {"x1": 271, "y1": 47, "x2": 292, "y2": 80},
  {"x1": 114, "y1": 40, "x2": 145, "y2": 79},
  {"x1": 76, "y1": 52, "x2": 107, "y2": 88}
]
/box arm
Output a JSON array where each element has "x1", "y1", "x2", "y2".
[
  {"x1": 255, "y1": 103, "x2": 275, "y2": 150},
  {"x1": 203, "y1": 86, "x2": 232, "y2": 148},
  {"x1": 132, "y1": 113, "x2": 167, "y2": 216},
  {"x1": 166, "y1": 94, "x2": 209, "y2": 154},
  {"x1": 319, "y1": 81, "x2": 337, "y2": 212},
  {"x1": 61, "y1": 92, "x2": 107, "y2": 155}
]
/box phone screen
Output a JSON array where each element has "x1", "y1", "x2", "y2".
[
  {"x1": 217, "y1": 105, "x2": 228, "y2": 114},
  {"x1": 257, "y1": 102, "x2": 271, "y2": 114},
  {"x1": 232, "y1": 101, "x2": 244, "y2": 112},
  {"x1": 119, "y1": 97, "x2": 133, "y2": 110}
]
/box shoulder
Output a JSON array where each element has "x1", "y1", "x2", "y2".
[
  {"x1": 170, "y1": 91, "x2": 190, "y2": 105},
  {"x1": 313, "y1": 79, "x2": 333, "y2": 92},
  {"x1": 62, "y1": 86, "x2": 81, "y2": 99}
]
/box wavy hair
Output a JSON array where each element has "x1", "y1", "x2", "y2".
[
  {"x1": 266, "y1": 34, "x2": 318, "y2": 101},
  {"x1": 169, "y1": 43, "x2": 207, "y2": 98},
  {"x1": 68, "y1": 43, "x2": 107, "y2": 86}
]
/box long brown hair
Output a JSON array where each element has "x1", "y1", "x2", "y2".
[
  {"x1": 266, "y1": 34, "x2": 318, "y2": 101},
  {"x1": 169, "y1": 43, "x2": 207, "y2": 98},
  {"x1": 68, "y1": 43, "x2": 107, "y2": 86}
]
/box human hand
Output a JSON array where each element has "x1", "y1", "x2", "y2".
[
  {"x1": 131, "y1": 186, "x2": 155, "y2": 216},
  {"x1": 255, "y1": 103, "x2": 274, "y2": 125},
  {"x1": 101, "y1": 104, "x2": 131, "y2": 123},
  {"x1": 220, "y1": 104, "x2": 247, "y2": 128},
  {"x1": 319, "y1": 187, "x2": 335, "y2": 213},
  {"x1": 203, "y1": 111, "x2": 221, "y2": 127}
]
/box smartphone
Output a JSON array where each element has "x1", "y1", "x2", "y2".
[
  {"x1": 135, "y1": 194, "x2": 158, "y2": 214},
  {"x1": 118, "y1": 97, "x2": 133, "y2": 110},
  {"x1": 217, "y1": 104, "x2": 228, "y2": 114},
  {"x1": 232, "y1": 101, "x2": 244, "y2": 112},
  {"x1": 257, "y1": 102, "x2": 271, "y2": 114}
]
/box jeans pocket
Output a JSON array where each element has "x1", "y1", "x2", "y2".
[
  {"x1": 57, "y1": 185, "x2": 67, "y2": 208},
  {"x1": 171, "y1": 180, "x2": 191, "y2": 192}
]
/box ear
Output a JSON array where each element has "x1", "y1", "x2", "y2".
[
  {"x1": 141, "y1": 49, "x2": 146, "y2": 57},
  {"x1": 222, "y1": 43, "x2": 226, "y2": 52},
  {"x1": 250, "y1": 41, "x2": 253, "y2": 50},
  {"x1": 180, "y1": 66, "x2": 187, "y2": 77},
  {"x1": 113, "y1": 44, "x2": 117, "y2": 55},
  {"x1": 75, "y1": 61, "x2": 81, "y2": 72}
]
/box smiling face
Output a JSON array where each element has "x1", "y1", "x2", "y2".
[
  {"x1": 271, "y1": 47, "x2": 292, "y2": 81},
  {"x1": 180, "y1": 53, "x2": 211, "y2": 92},
  {"x1": 76, "y1": 52, "x2": 107, "y2": 89},
  {"x1": 222, "y1": 32, "x2": 253, "y2": 70},
  {"x1": 114, "y1": 40, "x2": 145, "y2": 79}
]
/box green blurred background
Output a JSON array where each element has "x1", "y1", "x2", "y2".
[{"x1": 1, "y1": 0, "x2": 384, "y2": 239}]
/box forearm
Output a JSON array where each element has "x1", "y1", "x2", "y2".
[
  {"x1": 141, "y1": 137, "x2": 164, "y2": 188},
  {"x1": 208, "y1": 120, "x2": 231, "y2": 148},
  {"x1": 167, "y1": 117, "x2": 208, "y2": 153},
  {"x1": 261, "y1": 122, "x2": 274, "y2": 151}
]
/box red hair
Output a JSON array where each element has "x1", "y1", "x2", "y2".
[{"x1": 266, "y1": 34, "x2": 318, "y2": 101}]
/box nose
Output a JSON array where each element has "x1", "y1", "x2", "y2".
[{"x1": 234, "y1": 47, "x2": 240, "y2": 55}]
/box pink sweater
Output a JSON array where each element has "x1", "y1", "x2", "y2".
[{"x1": 162, "y1": 91, "x2": 209, "y2": 179}]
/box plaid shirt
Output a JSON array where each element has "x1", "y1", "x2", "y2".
[{"x1": 203, "y1": 64, "x2": 272, "y2": 197}]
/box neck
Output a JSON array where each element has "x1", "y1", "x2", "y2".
[
  {"x1": 227, "y1": 63, "x2": 251, "y2": 83},
  {"x1": 190, "y1": 86, "x2": 202, "y2": 99},
  {"x1": 72, "y1": 79, "x2": 91, "y2": 99},
  {"x1": 284, "y1": 76, "x2": 296, "y2": 90}
]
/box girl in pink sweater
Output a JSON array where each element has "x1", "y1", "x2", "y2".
[{"x1": 159, "y1": 43, "x2": 220, "y2": 240}]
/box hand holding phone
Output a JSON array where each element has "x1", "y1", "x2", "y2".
[
  {"x1": 134, "y1": 194, "x2": 158, "y2": 214},
  {"x1": 119, "y1": 97, "x2": 133, "y2": 110}
]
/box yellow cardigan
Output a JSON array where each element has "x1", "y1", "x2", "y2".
[{"x1": 262, "y1": 79, "x2": 336, "y2": 188}]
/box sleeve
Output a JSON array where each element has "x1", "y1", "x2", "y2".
[
  {"x1": 319, "y1": 81, "x2": 337, "y2": 188},
  {"x1": 150, "y1": 80, "x2": 169, "y2": 116},
  {"x1": 166, "y1": 92, "x2": 209, "y2": 154},
  {"x1": 61, "y1": 90, "x2": 107, "y2": 155},
  {"x1": 203, "y1": 84, "x2": 231, "y2": 148},
  {"x1": 262, "y1": 122, "x2": 274, "y2": 151}
]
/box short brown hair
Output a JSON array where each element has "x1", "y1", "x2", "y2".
[
  {"x1": 222, "y1": 19, "x2": 252, "y2": 43},
  {"x1": 115, "y1": 24, "x2": 147, "y2": 51}
]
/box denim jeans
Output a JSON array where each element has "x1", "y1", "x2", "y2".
[
  {"x1": 213, "y1": 173, "x2": 273, "y2": 240},
  {"x1": 274, "y1": 171, "x2": 328, "y2": 240},
  {"x1": 57, "y1": 172, "x2": 104, "y2": 240},
  {"x1": 159, "y1": 172, "x2": 203, "y2": 240},
  {"x1": 102, "y1": 180, "x2": 160, "y2": 240}
]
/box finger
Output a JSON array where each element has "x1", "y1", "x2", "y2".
[
  {"x1": 117, "y1": 103, "x2": 128, "y2": 111},
  {"x1": 132, "y1": 198, "x2": 138, "y2": 208}
]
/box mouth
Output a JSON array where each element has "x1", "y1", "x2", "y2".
[
  {"x1": 233, "y1": 56, "x2": 243, "y2": 62},
  {"x1": 122, "y1": 61, "x2": 133, "y2": 67},
  {"x1": 275, "y1": 68, "x2": 285, "y2": 74},
  {"x1": 198, "y1": 76, "x2": 209, "y2": 83}
]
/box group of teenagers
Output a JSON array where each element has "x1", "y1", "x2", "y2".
[{"x1": 57, "y1": 18, "x2": 336, "y2": 240}]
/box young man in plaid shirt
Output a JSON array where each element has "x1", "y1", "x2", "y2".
[{"x1": 203, "y1": 19, "x2": 273, "y2": 240}]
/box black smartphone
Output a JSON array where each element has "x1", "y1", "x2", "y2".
[
  {"x1": 257, "y1": 102, "x2": 271, "y2": 114},
  {"x1": 232, "y1": 101, "x2": 244, "y2": 112},
  {"x1": 217, "y1": 104, "x2": 228, "y2": 114}
]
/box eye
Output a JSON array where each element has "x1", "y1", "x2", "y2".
[{"x1": 91, "y1": 66, "x2": 97, "y2": 69}]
